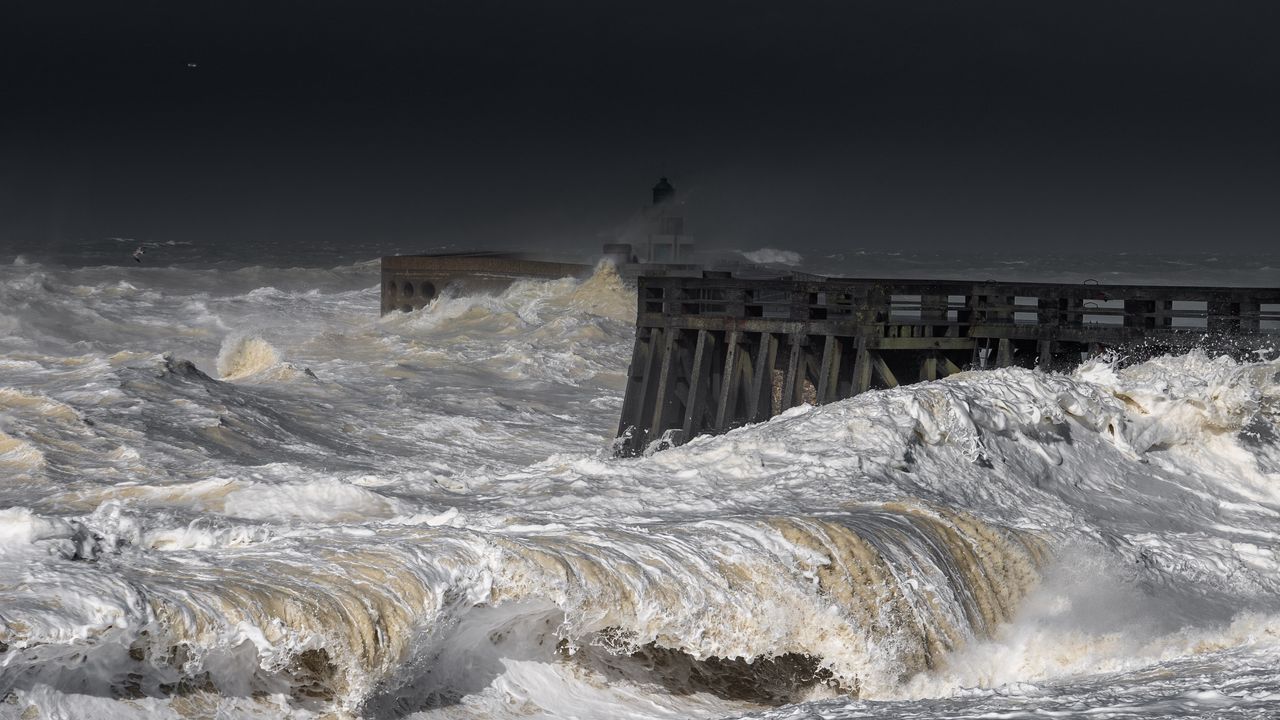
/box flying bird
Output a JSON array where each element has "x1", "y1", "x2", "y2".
[{"x1": 129, "y1": 241, "x2": 164, "y2": 263}]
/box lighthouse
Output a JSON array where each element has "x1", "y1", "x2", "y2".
[
  {"x1": 652, "y1": 176, "x2": 674, "y2": 205},
  {"x1": 647, "y1": 177, "x2": 686, "y2": 262},
  {"x1": 601, "y1": 177, "x2": 697, "y2": 272}
]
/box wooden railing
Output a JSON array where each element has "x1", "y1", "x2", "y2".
[{"x1": 637, "y1": 276, "x2": 1280, "y2": 335}]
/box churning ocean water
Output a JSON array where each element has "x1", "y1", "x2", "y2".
[{"x1": 1, "y1": 247, "x2": 1280, "y2": 719}]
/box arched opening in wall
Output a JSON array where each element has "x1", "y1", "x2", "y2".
[
  {"x1": 402, "y1": 281, "x2": 415, "y2": 296},
  {"x1": 419, "y1": 282, "x2": 437, "y2": 302}
]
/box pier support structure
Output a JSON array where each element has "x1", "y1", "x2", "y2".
[{"x1": 616, "y1": 275, "x2": 1280, "y2": 455}]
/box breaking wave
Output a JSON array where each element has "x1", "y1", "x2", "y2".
[
  {"x1": 217, "y1": 335, "x2": 284, "y2": 381},
  {"x1": 0, "y1": 502, "x2": 1045, "y2": 713},
  {"x1": 1, "y1": 256, "x2": 1279, "y2": 719}
]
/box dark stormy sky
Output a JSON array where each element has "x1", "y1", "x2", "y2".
[{"x1": 3, "y1": 1, "x2": 1279, "y2": 262}]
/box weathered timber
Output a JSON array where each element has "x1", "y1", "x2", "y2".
[{"x1": 615, "y1": 274, "x2": 1280, "y2": 455}]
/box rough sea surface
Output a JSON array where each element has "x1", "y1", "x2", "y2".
[{"x1": 1, "y1": 250, "x2": 1279, "y2": 719}]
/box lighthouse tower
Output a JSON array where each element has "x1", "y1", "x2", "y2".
[{"x1": 646, "y1": 177, "x2": 686, "y2": 262}]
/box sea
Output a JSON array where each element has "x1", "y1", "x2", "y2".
[{"x1": 2, "y1": 238, "x2": 1280, "y2": 719}]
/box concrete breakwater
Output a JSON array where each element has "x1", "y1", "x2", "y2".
[{"x1": 381, "y1": 253, "x2": 593, "y2": 314}]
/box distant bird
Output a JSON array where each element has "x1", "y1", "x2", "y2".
[
  {"x1": 132, "y1": 246, "x2": 146, "y2": 263},
  {"x1": 187, "y1": 62, "x2": 198, "y2": 68}
]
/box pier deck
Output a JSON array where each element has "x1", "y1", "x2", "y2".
[{"x1": 615, "y1": 274, "x2": 1280, "y2": 455}]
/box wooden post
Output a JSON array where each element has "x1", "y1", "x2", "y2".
[
  {"x1": 804, "y1": 350, "x2": 822, "y2": 397},
  {"x1": 782, "y1": 336, "x2": 805, "y2": 410},
  {"x1": 616, "y1": 333, "x2": 649, "y2": 435},
  {"x1": 941, "y1": 356, "x2": 964, "y2": 377},
  {"x1": 997, "y1": 338, "x2": 1013, "y2": 367},
  {"x1": 921, "y1": 294, "x2": 947, "y2": 337},
  {"x1": 747, "y1": 332, "x2": 777, "y2": 422},
  {"x1": 851, "y1": 336, "x2": 872, "y2": 396},
  {"x1": 871, "y1": 352, "x2": 899, "y2": 388},
  {"x1": 737, "y1": 336, "x2": 756, "y2": 418},
  {"x1": 1037, "y1": 297, "x2": 1058, "y2": 328},
  {"x1": 628, "y1": 328, "x2": 664, "y2": 440},
  {"x1": 681, "y1": 330, "x2": 716, "y2": 438},
  {"x1": 1037, "y1": 340, "x2": 1052, "y2": 370},
  {"x1": 714, "y1": 330, "x2": 742, "y2": 430},
  {"x1": 649, "y1": 329, "x2": 682, "y2": 438},
  {"x1": 708, "y1": 332, "x2": 724, "y2": 413},
  {"x1": 919, "y1": 351, "x2": 937, "y2": 382},
  {"x1": 816, "y1": 335, "x2": 840, "y2": 404},
  {"x1": 958, "y1": 293, "x2": 975, "y2": 335}
]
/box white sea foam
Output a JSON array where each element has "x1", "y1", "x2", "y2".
[
  {"x1": 741, "y1": 248, "x2": 804, "y2": 266},
  {"x1": 0, "y1": 507, "x2": 72, "y2": 548},
  {"x1": 222, "y1": 478, "x2": 406, "y2": 522},
  {"x1": 217, "y1": 334, "x2": 289, "y2": 381},
  {"x1": 0, "y1": 258, "x2": 1278, "y2": 719}
]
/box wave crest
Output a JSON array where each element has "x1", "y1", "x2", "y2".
[{"x1": 216, "y1": 335, "x2": 282, "y2": 381}]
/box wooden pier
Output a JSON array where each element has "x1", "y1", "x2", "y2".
[{"x1": 615, "y1": 274, "x2": 1280, "y2": 455}]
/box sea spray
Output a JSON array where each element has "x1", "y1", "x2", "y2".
[
  {"x1": 1, "y1": 258, "x2": 1279, "y2": 719},
  {"x1": 0, "y1": 504, "x2": 1046, "y2": 711},
  {"x1": 216, "y1": 335, "x2": 283, "y2": 381}
]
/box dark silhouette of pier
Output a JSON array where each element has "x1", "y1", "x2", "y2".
[{"x1": 615, "y1": 274, "x2": 1280, "y2": 455}]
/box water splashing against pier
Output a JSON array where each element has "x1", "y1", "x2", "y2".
[{"x1": 1, "y1": 258, "x2": 1279, "y2": 719}]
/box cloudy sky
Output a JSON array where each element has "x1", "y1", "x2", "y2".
[{"x1": 3, "y1": 1, "x2": 1278, "y2": 258}]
